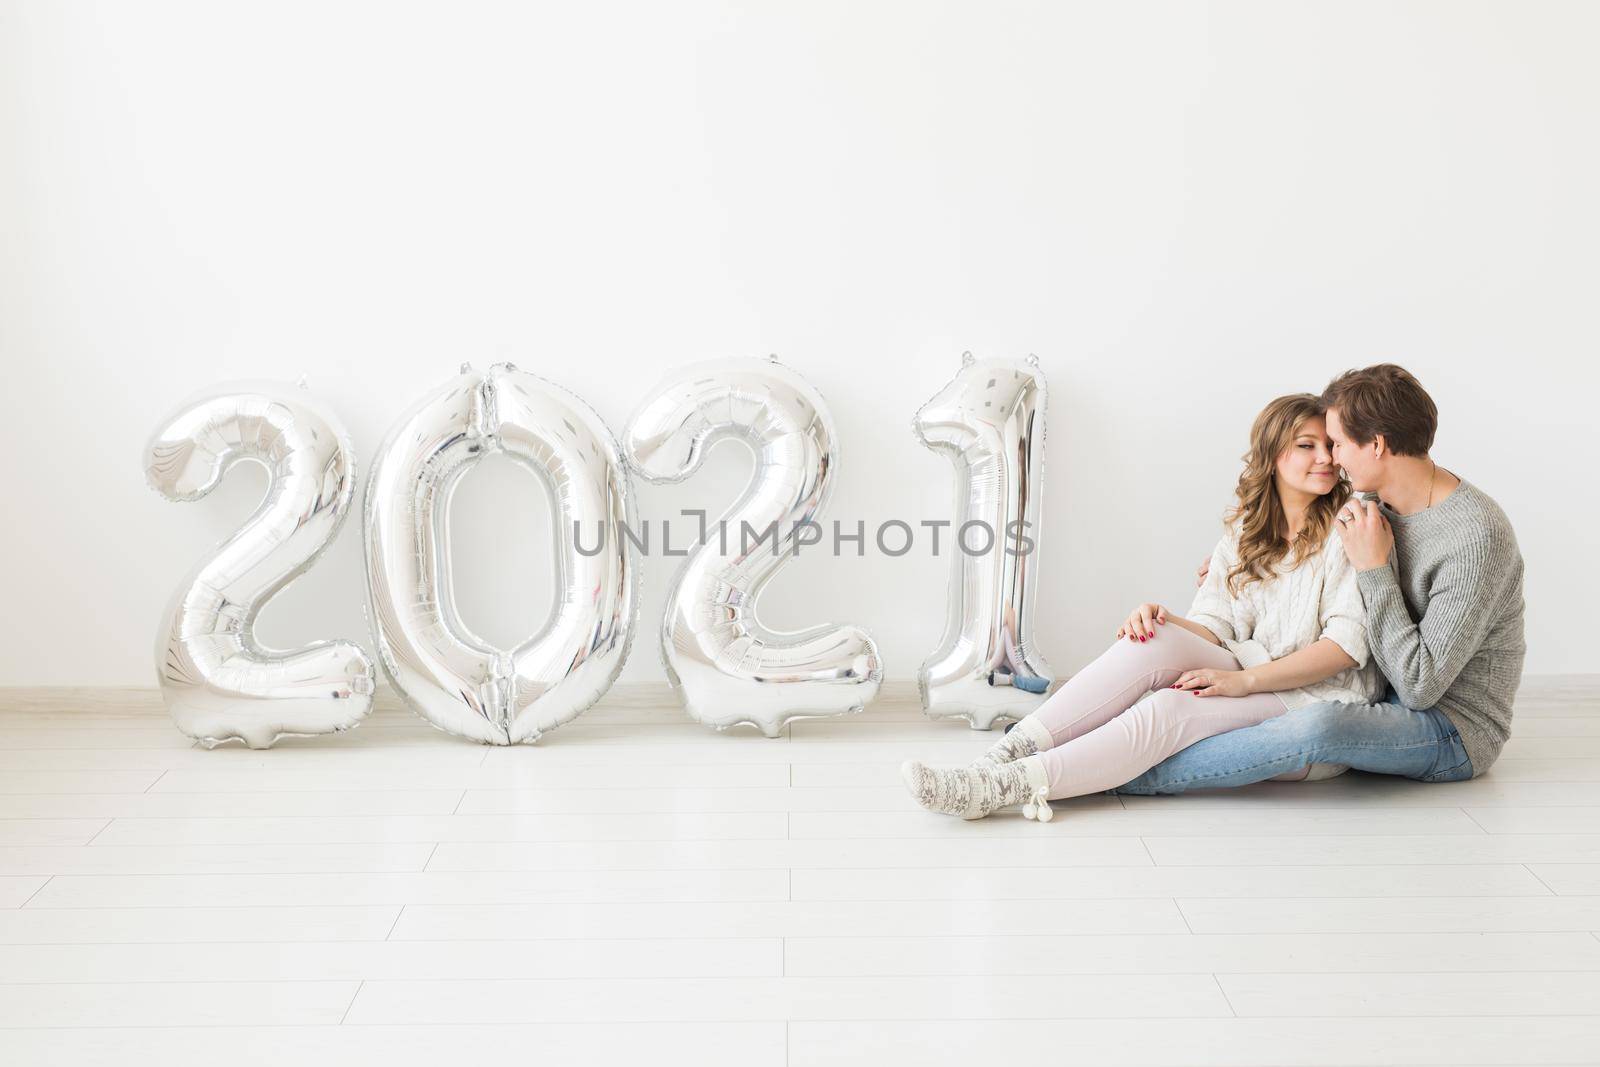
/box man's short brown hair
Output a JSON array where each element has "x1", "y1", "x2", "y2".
[{"x1": 1320, "y1": 363, "x2": 1438, "y2": 457}]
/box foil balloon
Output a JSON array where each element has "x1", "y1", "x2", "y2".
[
  {"x1": 623, "y1": 356, "x2": 883, "y2": 737},
  {"x1": 364, "y1": 362, "x2": 637, "y2": 744},
  {"x1": 914, "y1": 353, "x2": 1055, "y2": 729},
  {"x1": 145, "y1": 381, "x2": 375, "y2": 748}
]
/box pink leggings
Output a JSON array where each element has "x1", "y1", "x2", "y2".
[{"x1": 1028, "y1": 624, "x2": 1290, "y2": 800}]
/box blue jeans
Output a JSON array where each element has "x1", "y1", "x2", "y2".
[{"x1": 1110, "y1": 698, "x2": 1474, "y2": 795}]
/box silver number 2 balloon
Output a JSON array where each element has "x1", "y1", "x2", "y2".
[
  {"x1": 624, "y1": 356, "x2": 883, "y2": 737},
  {"x1": 363, "y1": 362, "x2": 638, "y2": 744},
  {"x1": 914, "y1": 353, "x2": 1055, "y2": 728},
  {"x1": 145, "y1": 382, "x2": 376, "y2": 748}
]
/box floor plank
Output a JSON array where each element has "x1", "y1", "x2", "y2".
[
  {"x1": 422, "y1": 836, "x2": 1154, "y2": 870},
  {"x1": 1177, "y1": 895, "x2": 1600, "y2": 933},
  {"x1": 1217, "y1": 971, "x2": 1600, "y2": 1016},
  {"x1": 0, "y1": 938, "x2": 782, "y2": 982},
  {"x1": 0, "y1": 905, "x2": 402, "y2": 943},
  {"x1": 86, "y1": 813, "x2": 789, "y2": 846},
  {"x1": 790, "y1": 863, "x2": 1553, "y2": 899},
  {"x1": 782, "y1": 931, "x2": 1600, "y2": 975},
  {"x1": 1526, "y1": 865, "x2": 1600, "y2": 895},
  {"x1": 788, "y1": 1018, "x2": 1600, "y2": 1066},
  {"x1": 1143, "y1": 834, "x2": 1600, "y2": 866},
  {"x1": 340, "y1": 974, "x2": 1232, "y2": 1023},
  {"x1": 26, "y1": 869, "x2": 790, "y2": 908},
  {"x1": 0, "y1": 875, "x2": 49, "y2": 908},
  {"x1": 0, "y1": 980, "x2": 358, "y2": 1028},
  {"x1": 0, "y1": 1023, "x2": 786, "y2": 1067},
  {"x1": 0, "y1": 842, "x2": 439, "y2": 876},
  {"x1": 389, "y1": 898, "x2": 1191, "y2": 939}
]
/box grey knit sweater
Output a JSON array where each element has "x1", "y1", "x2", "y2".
[{"x1": 1354, "y1": 480, "x2": 1526, "y2": 776}]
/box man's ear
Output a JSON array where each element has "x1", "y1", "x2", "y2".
[{"x1": 1372, "y1": 433, "x2": 1387, "y2": 459}]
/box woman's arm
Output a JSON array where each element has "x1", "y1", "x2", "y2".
[
  {"x1": 1183, "y1": 537, "x2": 1239, "y2": 645},
  {"x1": 1165, "y1": 613, "x2": 1224, "y2": 647},
  {"x1": 1239, "y1": 637, "x2": 1357, "y2": 694},
  {"x1": 1175, "y1": 636, "x2": 1356, "y2": 697},
  {"x1": 1117, "y1": 604, "x2": 1223, "y2": 645}
]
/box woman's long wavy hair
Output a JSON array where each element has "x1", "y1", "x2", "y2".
[{"x1": 1224, "y1": 393, "x2": 1351, "y2": 595}]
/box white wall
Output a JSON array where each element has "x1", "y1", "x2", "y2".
[{"x1": 2, "y1": 0, "x2": 1594, "y2": 688}]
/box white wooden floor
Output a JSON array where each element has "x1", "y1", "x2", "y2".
[{"x1": 1, "y1": 678, "x2": 1597, "y2": 1066}]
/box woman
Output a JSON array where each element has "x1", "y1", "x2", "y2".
[{"x1": 901, "y1": 393, "x2": 1384, "y2": 821}]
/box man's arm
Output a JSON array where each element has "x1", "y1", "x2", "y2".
[{"x1": 1356, "y1": 528, "x2": 1517, "y2": 710}]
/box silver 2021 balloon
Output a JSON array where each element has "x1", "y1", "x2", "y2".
[
  {"x1": 363, "y1": 362, "x2": 638, "y2": 744},
  {"x1": 145, "y1": 381, "x2": 376, "y2": 748},
  {"x1": 915, "y1": 353, "x2": 1055, "y2": 728},
  {"x1": 624, "y1": 356, "x2": 883, "y2": 737}
]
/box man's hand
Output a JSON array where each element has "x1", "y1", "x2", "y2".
[
  {"x1": 1337, "y1": 498, "x2": 1394, "y2": 572},
  {"x1": 1195, "y1": 557, "x2": 1210, "y2": 588},
  {"x1": 1172, "y1": 668, "x2": 1253, "y2": 698}
]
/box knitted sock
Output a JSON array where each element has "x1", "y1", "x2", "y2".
[
  {"x1": 971, "y1": 715, "x2": 1054, "y2": 768},
  {"x1": 901, "y1": 755, "x2": 1050, "y2": 821}
]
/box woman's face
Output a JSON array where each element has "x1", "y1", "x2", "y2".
[{"x1": 1276, "y1": 415, "x2": 1339, "y2": 497}]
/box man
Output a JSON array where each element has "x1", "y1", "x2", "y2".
[{"x1": 1113, "y1": 364, "x2": 1526, "y2": 794}]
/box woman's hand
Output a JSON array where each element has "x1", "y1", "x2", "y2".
[
  {"x1": 1117, "y1": 603, "x2": 1167, "y2": 642},
  {"x1": 1338, "y1": 498, "x2": 1394, "y2": 572},
  {"x1": 1172, "y1": 668, "x2": 1254, "y2": 698}
]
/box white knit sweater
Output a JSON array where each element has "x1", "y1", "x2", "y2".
[{"x1": 1187, "y1": 523, "x2": 1385, "y2": 710}]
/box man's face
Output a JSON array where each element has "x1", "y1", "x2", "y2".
[{"x1": 1326, "y1": 407, "x2": 1382, "y2": 492}]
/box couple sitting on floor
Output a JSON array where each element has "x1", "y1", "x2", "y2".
[{"x1": 902, "y1": 363, "x2": 1527, "y2": 821}]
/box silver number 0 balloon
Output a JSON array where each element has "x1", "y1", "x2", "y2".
[
  {"x1": 363, "y1": 362, "x2": 638, "y2": 744},
  {"x1": 145, "y1": 382, "x2": 376, "y2": 748},
  {"x1": 915, "y1": 353, "x2": 1055, "y2": 728},
  {"x1": 624, "y1": 356, "x2": 883, "y2": 736}
]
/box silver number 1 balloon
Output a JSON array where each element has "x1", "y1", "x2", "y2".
[
  {"x1": 914, "y1": 353, "x2": 1055, "y2": 728},
  {"x1": 624, "y1": 356, "x2": 883, "y2": 737},
  {"x1": 363, "y1": 362, "x2": 638, "y2": 744},
  {"x1": 145, "y1": 382, "x2": 375, "y2": 748}
]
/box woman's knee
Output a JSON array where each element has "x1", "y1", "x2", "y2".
[
  {"x1": 1102, "y1": 627, "x2": 1201, "y2": 669},
  {"x1": 1102, "y1": 631, "x2": 1162, "y2": 658}
]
